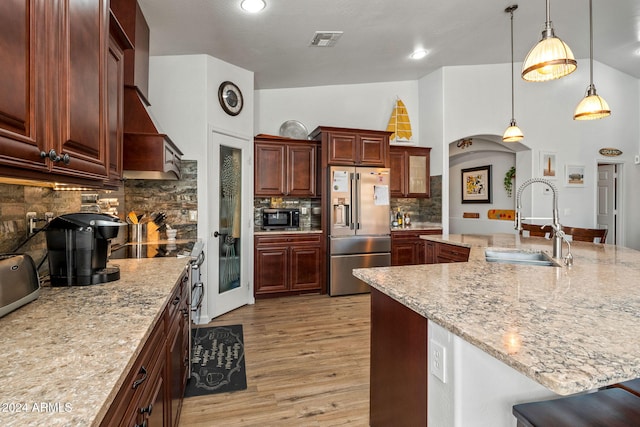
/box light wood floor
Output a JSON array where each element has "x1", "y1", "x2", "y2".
[{"x1": 179, "y1": 294, "x2": 371, "y2": 427}]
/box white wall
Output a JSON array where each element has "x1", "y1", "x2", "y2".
[
  {"x1": 428, "y1": 320, "x2": 557, "y2": 427},
  {"x1": 427, "y1": 61, "x2": 640, "y2": 248},
  {"x1": 449, "y1": 150, "x2": 516, "y2": 235},
  {"x1": 148, "y1": 55, "x2": 208, "y2": 160},
  {"x1": 255, "y1": 80, "x2": 421, "y2": 145},
  {"x1": 149, "y1": 54, "x2": 255, "y2": 323}
]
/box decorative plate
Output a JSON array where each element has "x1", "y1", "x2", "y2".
[{"x1": 278, "y1": 120, "x2": 309, "y2": 140}]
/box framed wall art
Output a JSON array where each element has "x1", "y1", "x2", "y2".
[
  {"x1": 565, "y1": 165, "x2": 585, "y2": 187},
  {"x1": 540, "y1": 151, "x2": 557, "y2": 179},
  {"x1": 461, "y1": 165, "x2": 492, "y2": 203}
]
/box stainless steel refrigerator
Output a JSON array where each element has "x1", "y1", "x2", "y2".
[{"x1": 328, "y1": 166, "x2": 391, "y2": 296}]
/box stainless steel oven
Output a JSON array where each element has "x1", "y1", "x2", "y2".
[{"x1": 186, "y1": 240, "x2": 204, "y2": 378}]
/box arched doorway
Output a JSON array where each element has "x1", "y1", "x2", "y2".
[{"x1": 447, "y1": 135, "x2": 531, "y2": 235}]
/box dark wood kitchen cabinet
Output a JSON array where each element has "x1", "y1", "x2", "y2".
[
  {"x1": 254, "y1": 233, "x2": 324, "y2": 297},
  {"x1": 310, "y1": 126, "x2": 391, "y2": 167},
  {"x1": 391, "y1": 228, "x2": 442, "y2": 266},
  {"x1": 423, "y1": 240, "x2": 470, "y2": 264},
  {"x1": 390, "y1": 146, "x2": 431, "y2": 198},
  {"x1": 0, "y1": 0, "x2": 47, "y2": 175},
  {"x1": 106, "y1": 16, "x2": 131, "y2": 185},
  {"x1": 101, "y1": 268, "x2": 189, "y2": 427},
  {"x1": 0, "y1": 0, "x2": 110, "y2": 183},
  {"x1": 167, "y1": 271, "x2": 190, "y2": 427},
  {"x1": 254, "y1": 135, "x2": 319, "y2": 197}
]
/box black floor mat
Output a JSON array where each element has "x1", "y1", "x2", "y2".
[{"x1": 184, "y1": 324, "x2": 247, "y2": 397}]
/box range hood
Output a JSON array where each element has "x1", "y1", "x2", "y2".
[{"x1": 122, "y1": 86, "x2": 183, "y2": 180}]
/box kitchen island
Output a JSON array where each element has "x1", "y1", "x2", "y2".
[
  {"x1": 0, "y1": 257, "x2": 189, "y2": 427},
  {"x1": 353, "y1": 233, "x2": 640, "y2": 426}
]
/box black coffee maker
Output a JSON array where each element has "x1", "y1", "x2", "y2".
[{"x1": 45, "y1": 213, "x2": 124, "y2": 286}]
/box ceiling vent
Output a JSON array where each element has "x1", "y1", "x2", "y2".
[{"x1": 309, "y1": 31, "x2": 343, "y2": 47}]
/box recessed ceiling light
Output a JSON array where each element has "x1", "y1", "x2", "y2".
[
  {"x1": 409, "y1": 49, "x2": 429, "y2": 60},
  {"x1": 240, "y1": 0, "x2": 265, "y2": 13}
]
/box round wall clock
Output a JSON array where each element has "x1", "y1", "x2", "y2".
[{"x1": 218, "y1": 81, "x2": 244, "y2": 116}]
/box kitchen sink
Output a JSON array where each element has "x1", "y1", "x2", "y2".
[{"x1": 484, "y1": 248, "x2": 561, "y2": 267}]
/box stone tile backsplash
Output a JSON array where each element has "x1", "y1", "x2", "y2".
[{"x1": 0, "y1": 160, "x2": 199, "y2": 255}]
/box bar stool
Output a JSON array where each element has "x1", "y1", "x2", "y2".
[
  {"x1": 562, "y1": 226, "x2": 608, "y2": 244},
  {"x1": 610, "y1": 378, "x2": 640, "y2": 397},
  {"x1": 512, "y1": 388, "x2": 640, "y2": 426}
]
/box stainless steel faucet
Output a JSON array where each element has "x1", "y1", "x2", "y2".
[{"x1": 515, "y1": 178, "x2": 567, "y2": 261}]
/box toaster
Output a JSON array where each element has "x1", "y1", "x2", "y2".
[{"x1": 0, "y1": 254, "x2": 41, "y2": 318}]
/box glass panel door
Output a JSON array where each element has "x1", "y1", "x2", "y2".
[
  {"x1": 206, "y1": 130, "x2": 253, "y2": 320},
  {"x1": 219, "y1": 145, "x2": 242, "y2": 293},
  {"x1": 408, "y1": 155, "x2": 427, "y2": 194}
]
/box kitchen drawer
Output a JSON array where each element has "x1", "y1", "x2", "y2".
[
  {"x1": 167, "y1": 269, "x2": 189, "y2": 326},
  {"x1": 435, "y1": 243, "x2": 470, "y2": 263},
  {"x1": 255, "y1": 234, "x2": 322, "y2": 246}
]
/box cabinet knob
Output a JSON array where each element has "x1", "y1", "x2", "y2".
[
  {"x1": 39, "y1": 149, "x2": 71, "y2": 164},
  {"x1": 140, "y1": 403, "x2": 153, "y2": 415},
  {"x1": 213, "y1": 231, "x2": 220, "y2": 238},
  {"x1": 132, "y1": 365, "x2": 148, "y2": 389}
]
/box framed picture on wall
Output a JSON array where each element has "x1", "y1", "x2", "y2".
[
  {"x1": 461, "y1": 165, "x2": 492, "y2": 203},
  {"x1": 565, "y1": 165, "x2": 585, "y2": 187},
  {"x1": 540, "y1": 151, "x2": 557, "y2": 178}
]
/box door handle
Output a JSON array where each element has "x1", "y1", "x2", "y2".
[{"x1": 213, "y1": 231, "x2": 220, "y2": 237}]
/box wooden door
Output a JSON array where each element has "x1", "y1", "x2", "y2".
[
  {"x1": 254, "y1": 142, "x2": 286, "y2": 196},
  {"x1": 389, "y1": 149, "x2": 406, "y2": 196},
  {"x1": 0, "y1": 0, "x2": 48, "y2": 172},
  {"x1": 358, "y1": 133, "x2": 387, "y2": 166},
  {"x1": 289, "y1": 245, "x2": 322, "y2": 291},
  {"x1": 405, "y1": 147, "x2": 431, "y2": 198},
  {"x1": 287, "y1": 144, "x2": 316, "y2": 196},
  {"x1": 255, "y1": 246, "x2": 289, "y2": 294},
  {"x1": 107, "y1": 34, "x2": 124, "y2": 182},
  {"x1": 391, "y1": 241, "x2": 417, "y2": 266},
  {"x1": 328, "y1": 132, "x2": 357, "y2": 164},
  {"x1": 52, "y1": 0, "x2": 109, "y2": 179},
  {"x1": 423, "y1": 241, "x2": 435, "y2": 264}
]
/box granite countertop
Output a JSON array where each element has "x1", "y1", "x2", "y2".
[
  {"x1": 0, "y1": 257, "x2": 189, "y2": 427},
  {"x1": 254, "y1": 228, "x2": 323, "y2": 235},
  {"x1": 391, "y1": 221, "x2": 442, "y2": 232},
  {"x1": 353, "y1": 233, "x2": 640, "y2": 396}
]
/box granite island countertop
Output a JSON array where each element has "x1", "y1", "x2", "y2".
[
  {"x1": 0, "y1": 257, "x2": 189, "y2": 427},
  {"x1": 353, "y1": 233, "x2": 640, "y2": 396}
]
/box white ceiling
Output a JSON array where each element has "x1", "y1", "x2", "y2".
[{"x1": 138, "y1": 0, "x2": 640, "y2": 90}]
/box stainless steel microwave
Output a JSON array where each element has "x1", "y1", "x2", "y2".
[{"x1": 261, "y1": 208, "x2": 300, "y2": 230}]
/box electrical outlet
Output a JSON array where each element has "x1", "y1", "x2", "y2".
[{"x1": 430, "y1": 340, "x2": 447, "y2": 383}]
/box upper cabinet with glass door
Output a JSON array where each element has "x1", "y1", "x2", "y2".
[{"x1": 389, "y1": 146, "x2": 431, "y2": 198}]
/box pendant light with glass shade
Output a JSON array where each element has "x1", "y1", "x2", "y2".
[
  {"x1": 503, "y1": 5, "x2": 524, "y2": 142},
  {"x1": 573, "y1": 0, "x2": 611, "y2": 120},
  {"x1": 521, "y1": 0, "x2": 577, "y2": 82}
]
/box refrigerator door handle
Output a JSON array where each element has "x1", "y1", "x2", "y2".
[{"x1": 353, "y1": 172, "x2": 360, "y2": 230}]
